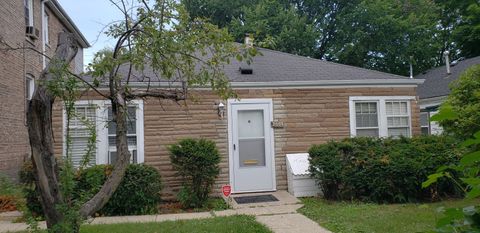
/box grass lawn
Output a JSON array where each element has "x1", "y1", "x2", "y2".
[
  {"x1": 299, "y1": 197, "x2": 480, "y2": 233},
  {"x1": 79, "y1": 215, "x2": 271, "y2": 233}
]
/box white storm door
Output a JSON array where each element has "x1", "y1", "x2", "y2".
[{"x1": 229, "y1": 99, "x2": 275, "y2": 193}]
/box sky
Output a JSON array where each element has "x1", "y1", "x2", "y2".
[{"x1": 57, "y1": 0, "x2": 123, "y2": 68}]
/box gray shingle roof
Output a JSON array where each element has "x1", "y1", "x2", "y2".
[
  {"x1": 222, "y1": 47, "x2": 409, "y2": 82},
  {"x1": 88, "y1": 46, "x2": 417, "y2": 85},
  {"x1": 416, "y1": 56, "x2": 480, "y2": 99}
]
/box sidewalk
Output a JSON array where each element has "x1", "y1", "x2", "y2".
[{"x1": 0, "y1": 191, "x2": 331, "y2": 233}]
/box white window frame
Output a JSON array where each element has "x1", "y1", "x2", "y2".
[
  {"x1": 25, "y1": 75, "x2": 35, "y2": 100},
  {"x1": 25, "y1": 0, "x2": 33, "y2": 27},
  {"x1": 43, "y1": 11, "x2": 49, "y2": 46},
  {"x1": 349, "y1": 96, "x2": 414, "y2": 137},
  {"x1": 420, "y1": 111, "x2": 431, "y2": 135},
  {"x1": 63, "y1": 100, "x2": 145, "y2": 166},
  {"x1": 105, "y1": 105, "x2": 140, "y2": 164}
]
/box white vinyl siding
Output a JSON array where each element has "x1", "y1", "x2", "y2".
[
  {"x1": 63, "y1": 100, "x2": 144, "y2": 167},
  {"x1": 350, "y1": 96, "x2": 414, "y2": 138}
]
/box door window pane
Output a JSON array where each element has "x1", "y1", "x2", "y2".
[
  {"x1": 237, "y1": 109, "x2": 266, "y2": 167},
  {"x1": 238, "y1": 110, "x2": 264, "y2": 138},
  {"x1": 239, "y1": 139, "x2": 266, "y2": 167}
]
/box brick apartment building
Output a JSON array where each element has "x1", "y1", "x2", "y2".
[{"x1": 0, "y1": 0, "x2": 89, "y2": 180}]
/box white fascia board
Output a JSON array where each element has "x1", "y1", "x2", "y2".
[
  {"x1": 46, "y1": 0, "x2": 90, "y2": 48},
  {"x1": 117, "y1": 79, "x2": 425, "y2": 89}
]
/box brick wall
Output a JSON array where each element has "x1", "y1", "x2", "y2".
[
  {"x1": 51, "y1": 86, "x2": 420, "y2": 199},
  {"x1": 0, "y1": 0, "x2": 82, "y2": 181}
]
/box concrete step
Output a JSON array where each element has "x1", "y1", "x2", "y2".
[{"x1": 0, "y1": 211, "x2": 22, "y2": 222}]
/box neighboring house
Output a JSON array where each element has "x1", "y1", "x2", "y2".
[
  {"x1": 50, "y1": 44, "x2": 424, "y2": 198},
  {"x1": 416, "y1": 56, "x2": 480, "y2": 135},
  {"x1": 0, "y1": 0, "x2": 89, "y2": 180}
]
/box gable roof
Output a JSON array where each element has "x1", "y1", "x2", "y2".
[
  {"x1": 416, "y1": 56, "x2": 480, "y2": 99},
  {"x1": 88, "y1": 45, "x2": 423, "y2": 88},
  {"x1": 222, "y1": 47, "x2": 411, "y2": 82},
  {"x1": 46, "y1": 0, "x2": 90, "y2": 48}
]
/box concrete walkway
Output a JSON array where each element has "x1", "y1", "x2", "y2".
[{"x1": 0, "y1": 191, "x2": 330, "y2": 233}]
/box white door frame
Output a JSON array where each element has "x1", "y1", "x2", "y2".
[{"x1": 227, "y1": 98, "x2": 276, "y2": 193}]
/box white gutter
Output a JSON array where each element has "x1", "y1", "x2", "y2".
[{"x1": 227, "y1": 79, "x2": 425, "y2": 88}]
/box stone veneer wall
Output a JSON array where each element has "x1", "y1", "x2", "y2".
[{"x1": 52, "y1": 87, "x2": 420, "y2": 199}]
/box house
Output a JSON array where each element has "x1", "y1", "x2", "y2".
[
  {"x1": 0, "y1": 0, "x2": 89, "y2": 180},
  {"x1": 416, "y1": 55, "x2": 480, "y2": 135},
  {"x1": 49, "y1": 44, "x2": 424, "y2": 198}
]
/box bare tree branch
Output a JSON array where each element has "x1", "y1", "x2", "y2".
[
  {"x1": 126, "y1": 89, "x2": 186, "y2": 101},
  {"x1": 68, "y1": 71, "x2": 110, "y2": 99}
]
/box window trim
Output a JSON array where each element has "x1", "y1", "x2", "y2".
[
  {"x1": 353, "y1": 101, "x2": 380, "y2": 137},
  {"x1": 25, "y1": 0, "x2": 33, "y2": 27},
  {"x1": 349, "y1": 96, "x2": 415, "y2": 137},
  {"x1": 62, "y1": 100, "x2": 145, "y2": 166},
  {"x1": 43, "y1": 10, "x2": 49, "y2": 46},
  {"x1": 25, "y1": 75, "x2": 35, "y2": 100},
  {"x1": 420, "y1": 111, "x2": 431, "y2": 135}
]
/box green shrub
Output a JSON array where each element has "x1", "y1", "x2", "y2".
[
  {"x1": 169, "y1": 138, "x2": 220, "y2": 208},
  {"x1": 438, "y1": 64, "x2": 480, "y2": 140},
  {"x1": 309, "y1": 135, "x2": 463, "y2": 203},
  {"x1": 21, "y1": 163, "x2": 162, "y2": 217},
  {"x1": 19, "y1": 161, "x2": 44, "y2": 217}
]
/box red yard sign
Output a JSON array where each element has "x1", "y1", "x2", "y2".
[{"x1": 222, "y1": 185, "x2": 231, "y2": 197}]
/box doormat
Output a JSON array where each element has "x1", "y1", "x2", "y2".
[{"x1": 233, "y1": 194, "x2": 279, "y2": 204}]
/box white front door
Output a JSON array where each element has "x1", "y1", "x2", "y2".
[{"x1": 228, "y1": 99, "x2": 276, "y2": 193}]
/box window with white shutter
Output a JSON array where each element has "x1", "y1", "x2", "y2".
[
  {"x1": 63, "y1": 100, "x2": 145, "y2": 167},
  {"x1": 68, "y1": 106, "x2": 96, "y2": 167}
]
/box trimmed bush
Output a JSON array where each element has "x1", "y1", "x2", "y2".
[
  {"x1": 21, "y1": 163, "x2": 162, "y2": 217},
  {"x1": 169, "y1": 138, "x2": 220, "y2": 208},
  {"x1": 309, "y1": 135, "x2": 463, "y2": 203}
]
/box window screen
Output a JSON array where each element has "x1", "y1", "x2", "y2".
[
  {"x1": 107, "y1": 106, "x2": 138, "y2": 164},
  {"x1": 386, "y1": 101, "x2": 410, "y2": 137},
  {"x1": 355, "y1": 102, "x2": 379, "y2": 137}
]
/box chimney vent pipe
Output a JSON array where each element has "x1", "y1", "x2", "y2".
[
  {"x1": 245, "y1": 34, "x2": 253, "y2": 47},
  {"x1": 444, "y1": 51, "x2": 451, "y2": 74}
]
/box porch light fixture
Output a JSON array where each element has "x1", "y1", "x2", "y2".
[{"x1": 217, "y1": 102, "x2": 225, "y2": 118}]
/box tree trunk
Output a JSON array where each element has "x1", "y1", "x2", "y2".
[
  {"x1": 26, "y1": 33, "x2": 79, "y2": 229},
  {"x1": 79, "y1": 94, "x2": 131, "y2": 218}
]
